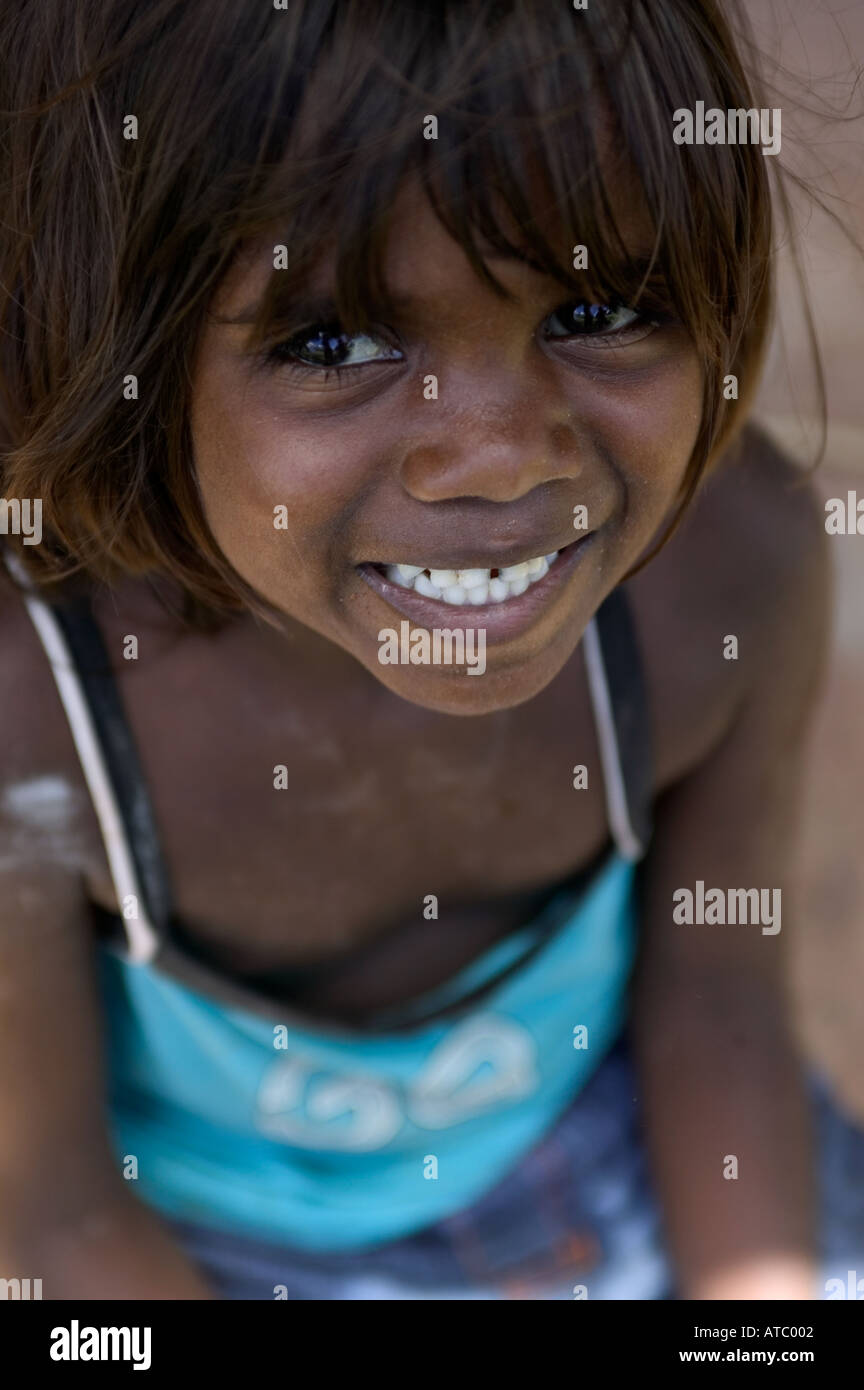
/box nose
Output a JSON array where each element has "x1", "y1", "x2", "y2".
[{"x1": 398, "y1": 365, "x2": 585, "y2": 505}]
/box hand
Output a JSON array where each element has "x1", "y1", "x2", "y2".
[{"x1": 686, "y1": 1255, "x2": 818, "y2": 1300}]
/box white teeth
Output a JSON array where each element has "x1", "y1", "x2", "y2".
[
  {"x1": 429, "y1": 568, "x2": 458, "y2": 589},
  {"x1": 499, "y1": 561, "x2": 530, "y2": 581},
  {"x1": 381, "y1": 550, "x2": 560, "y2": 605},
  {"x1": 414, "y1": 573, "x2": 442, "y2": 598},
  {"x1": 457, "y1": 568, "x2": 488, "y2": 589}
]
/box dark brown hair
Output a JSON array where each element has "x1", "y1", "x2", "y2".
[{"x1": 0, "y1": 0, "x2": 787, "y2": 620}]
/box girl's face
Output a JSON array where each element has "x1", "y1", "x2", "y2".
[{"x1": 191, "y1": 180, "x2": 701, "y2": 715}]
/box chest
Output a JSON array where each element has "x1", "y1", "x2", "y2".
[
  {"x1": 79, "y1": 577, "x2": 730, "y2": 1008},
  {"x1": 95, "y1": 637, "x2": 609, "y2": 957}
]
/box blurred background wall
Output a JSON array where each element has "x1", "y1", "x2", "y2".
[{"x1": 745, "y1": 0, "x2": 864, "y2": 1115}]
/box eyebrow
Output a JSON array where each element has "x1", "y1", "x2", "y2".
[
  {"x1": 212, "y1": 252, "x2": 668, "y2": 329},
  {"x1": 213, "y1": 291, "x2": 413, "y2": 328}
]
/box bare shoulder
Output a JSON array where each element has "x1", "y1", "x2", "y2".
[
  {"x1": 629, "y1": 423, "x2": 831, "y2": 785},
  {"x1": 684, "y1": 422, "x2": 828, "y2": 620},
  {"x1": 0, "y1": 571, "x2": 100, "y2": 878}
]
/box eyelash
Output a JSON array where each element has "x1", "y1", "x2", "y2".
[
  {"x1": 262, "y1": 328, "x2": 395, "y2": 384},
  {"x1": 262, "y1": 300, "x2": 667, "y2": 380}
]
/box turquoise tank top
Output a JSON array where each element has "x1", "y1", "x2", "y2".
[
  {"x1": 13, "y1": 563, "x2": 652, "y2": 1252},
  {"x1": 97, "y1": 852, "x2": 638, "y2": 1249}
]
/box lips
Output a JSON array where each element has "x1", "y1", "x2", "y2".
[
  {"x1": 359, "y1": 533, "x2": 577, "y2": 574},
  {"x1": 356, "y1": 534, "x2": 594, "y2": 642}
]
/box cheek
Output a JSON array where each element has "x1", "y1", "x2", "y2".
[
  {"x1": 581, "y1": 347, "x2": 703, "y2": 536},
  {"x1": 190, "y1": 364, "x2": 370, "y2": 592}
]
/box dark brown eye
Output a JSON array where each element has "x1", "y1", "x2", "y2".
[
  {"x1": 270, "y1": 323, "x2": 401, "y2": 368},
  {"x1": 546, "y1": 301, "x2": 641, "y2": 337}
]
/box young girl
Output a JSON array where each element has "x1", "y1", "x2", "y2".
[{"x1": 1, "y1": 0, "x2": 862, "y2": 1301}]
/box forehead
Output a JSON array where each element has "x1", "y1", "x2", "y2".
[{"x1": 213, "y1": 156, "x2": 656, "y2": 329}]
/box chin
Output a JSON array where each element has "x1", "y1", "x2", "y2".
[{"x1": 360, "y1": 628, "x2": 583, "y2": 716}]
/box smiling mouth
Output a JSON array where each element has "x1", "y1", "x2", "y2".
[
  {"x1": 356, "y1": 535, "x2": 593, "y2": 645},
  {"x1": 364, "y1": 548, "x2": 568, "y2": 606}
]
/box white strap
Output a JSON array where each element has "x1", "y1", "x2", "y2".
[
  {"x1": 5, "y1": 552, "x2": 159, "y2": 962},
  {"x1": 583, "y1": 617, "x2": 644, "y2": 863}
]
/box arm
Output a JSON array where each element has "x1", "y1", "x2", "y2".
[
  {"x1": 0, "y1": 857, "x2": 217, "y2": 1298},
  {"x1": 0, "y1": 577, "x2": 218, "y2": 1300},
  {"x1": 631, "y1": 471, "x2": 830, "y2": 1300}
]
